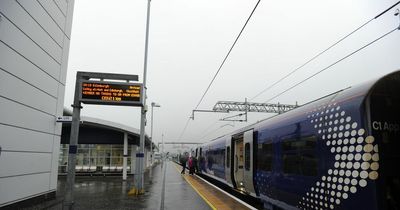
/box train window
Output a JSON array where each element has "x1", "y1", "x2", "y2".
[
  {"x1": 209, "y1": 148, "x2": 225, "y2": 166},
  {"x1": 245, "y1": 143, "x2": 250, "y2": 170},
  {"x1": 282, "y1": 136, "x2": 316, "y2": 150},
  {"x1": 282, "y1": 136, "x2": 318, "y2": 176},
  {"x1": 257, "y1": 142, "x2": 273, "y2": 171},
  {"x1": 226, "y1": 146, "x2": 230, "y2": 168}
]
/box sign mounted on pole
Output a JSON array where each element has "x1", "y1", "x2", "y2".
[
  {"x1": 76, "y1": 71, "x2": 143, "y2": 107},
  {"x1": 64, "y1": 71, "x2": 141, "y2": 209},
  {"x1": 80, "y1": 81, "x2": 143, "y2": 106}
]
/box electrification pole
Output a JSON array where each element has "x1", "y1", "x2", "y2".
[{"x1": 133, "y1": 0, "x2": 151, "y2": 195}]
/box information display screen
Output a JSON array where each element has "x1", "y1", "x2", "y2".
[{"x1": 80, "y1": 81, "x2": 143, "y2": 106}]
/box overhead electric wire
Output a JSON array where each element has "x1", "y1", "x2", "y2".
[
  {"x1": 180, "y1": 1, "x2": 399, "y2": 141},
  {"x1": 199, "y1": 123, "x2": 233, "y2": 141},
  {"x1": 178, "y1": 117, "x2": 191, "y2": 141},
  {"x1": 264, "y1": 27, "x2": 398, "y2": 103},
  {"x1": 250, "y1": 1, "x2": 400, "y2": 101},
  {"x1": 194, "y1": 0, "x2": 261, "y2": 111},
  {"x1": 178, "y1": 0, "x2": 261, "y2": 140}
]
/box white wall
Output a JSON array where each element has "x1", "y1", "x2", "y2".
[{"x1": 0, "y1": 0, "x2": 74, "y2": 207}]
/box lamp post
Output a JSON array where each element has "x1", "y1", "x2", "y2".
[{"x1": 149, "y1": 102, "x2": 160, "y2": 180}]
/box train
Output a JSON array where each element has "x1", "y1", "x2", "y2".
[{"x1": 190, "y1": 70, "x2": 400, "y2": 210}]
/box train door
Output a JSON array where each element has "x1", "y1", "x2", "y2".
[
  {"x1": 367, "y1": 72, "x2": 400, "y2": 209},
  {"x1": 243, "y1": 130, "x2": 256, "y2": 194},
  {"x1": 233, "y1": 136, "x2": 244, "y2": 190},
  {"x1": 199, "y1": 147, "x2": 203, "y2": 173},
  {"x1": 232, "y1": 130, "x2": 256, "y2": 193},
  {"x1": 225, "y1": 136, "x2": 233, "y2": 186}
]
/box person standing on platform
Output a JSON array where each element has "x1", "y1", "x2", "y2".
[
  {"x1": 192, "y1": 156, "x2": 198, "y2": 173},
  {"x1": 180, "y1": 153, "x2": 187, "y2": 174},
  {"x1": 188, "y1": 156, "x2": 194, "y2": 175}
]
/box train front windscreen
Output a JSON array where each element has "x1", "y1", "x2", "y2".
[{"x1": 368, "y1": 72, "x2": 400, "y2": 210}]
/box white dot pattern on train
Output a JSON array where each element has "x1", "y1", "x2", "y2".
[{"x1": 298, "y1": 102, "x2": 379, "y2": 210}]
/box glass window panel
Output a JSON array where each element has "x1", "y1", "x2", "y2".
[
  {"x1": 283, "y1": 153, "x2": 301, "y2": 174},
  {"x1": 282, "y1": 135, "x2": 318, "y2": 176},
  {"x1": 82, "y1": 153, "x2": 90, "y2": 165},
  {"x1": 258, "y1": 142, "x2": 273, "y2": 171},
  {"x1": 226, "y1": 147, "x2": 230, "y2": 168},
  {"x1": 301, "y1": 153, "x2": 318, "y2": 176},
  {"x1": 245, "y1": 143, "x2": 250, "y2": 170},
  {"x1": 97, "y1": 156, "x2": 105, "y2": 166}
]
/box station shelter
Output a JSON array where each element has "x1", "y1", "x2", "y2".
[{"x1": 59, "y1": 109, "x2": 156, "y2": 175}]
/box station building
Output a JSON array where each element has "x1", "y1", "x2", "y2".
[
  {"x1": 0, "y1": 1, "x2": 156, "y2": 207},
  {"x1": 59, "y1": 110, "x2": 156, "y2": 176},
  {"x1": 0, "y1": 0, "x2": 75, "y2": 207}
]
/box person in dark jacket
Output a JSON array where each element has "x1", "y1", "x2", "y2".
[
  {"x1": 192, "y1": 156, "x2": 198, "y2": 173},
  {"x1": 180, "y1": 153, "x2": 187, "y2": 174}
]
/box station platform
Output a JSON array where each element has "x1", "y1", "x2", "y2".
[
  {"x1": 171, "y1": 162, "x2": 255, "y2": 210},
  {"x1": 13, "y1": 160, "x2": 255, "y2": 210}
]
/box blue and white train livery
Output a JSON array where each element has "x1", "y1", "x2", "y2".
[{"x1": 192, "y1": 70, "x2": 400, "y2": 210}]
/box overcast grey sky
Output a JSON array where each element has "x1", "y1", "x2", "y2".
[{"x1": 65, "y1": 0, "x2": 400, "y2": 149}]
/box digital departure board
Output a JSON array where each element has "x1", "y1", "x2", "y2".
[{"x1": 80, "y1": 81, "x2": 143, "y2": 106}]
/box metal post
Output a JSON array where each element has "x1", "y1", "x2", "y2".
[
  {"x1": 162, "y1": 134, "x2": 164, "y2": 160},
  {"x1": 150, "y1": 104, "x2": 154, "y2": 179},
  {"x1": 133, "y1": 0, "x2": 151, "y2": 195},
  {"x1": 149, "y1": 102, "x2": 160, "y2": 180},
  {"x1": 149, "y1": 104, "x2": 154, "y2": 180},
  {"x1": 64, "y1": 74, "x2": 82, "y2": 210},
  {"x1": 130, "y1": 145, "x2": 137, "y2": 175},
  {"x1": 123, "y1": 133, "x2": 128, "y2": 180},
  {"x1": 245, "y1": 98, "x2": 248, "y2": 122}
]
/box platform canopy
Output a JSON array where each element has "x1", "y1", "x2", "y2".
[{"x1": 61, "y1": 108, "x2": 153, "y2": 148}]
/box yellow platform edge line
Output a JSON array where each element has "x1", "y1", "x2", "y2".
[{"x1": 174, "y1": 163, "x2": 217, "y2": 210}]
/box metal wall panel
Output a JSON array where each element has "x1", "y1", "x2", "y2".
[
  {"x1": 17, "y1": 0, "x2": 64, "y2": 46},
  {"x1": 0, "y1": 124, "x2": 54, "y2": 152},
  {"x1": 0, "y1": 70, "x2": 57, "y2": 116},
  {"x1": 0, "y1": 42, "x2": 59, "y2": 97},
  {"x1": 0, "y1": 0, "x2": 74, "y2": 206},
  {"x1": 59, "y1": 37, "x2": 70, "y2": 83},
  {"x1": 64, "y1": 0, "x2": 74, "y2": 37},
  {"x1": 38, "y1": 0, "x2": 66, "y2": 31},
  {"x1": 54, "y1": 84, "x2": 65, "y2": 134},
  {"x1": 49, "y1": 136, "x2": 60, "y2": 190},
  {"x1": 0, "y1": 152, "x2": 51, "y2": 178},
  {"x1": 54, "y1": 0, "x2": 67, "y2": 17},
  {"x1": 0, "y1": 173, "x2": 51, "y2": 207},
  {"x1": 0, "y1": 97, "x2": 56, "y2": 134},
  {"x1": 0, "y1": 0, "x2": 63, "y2": 63},
  {"x1": 0, "y1": 13, "x2": 61, "y2": 80}
]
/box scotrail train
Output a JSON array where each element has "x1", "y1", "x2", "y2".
[{"x1": 190, "y1": 70, "x2": 399, "y2": 210}]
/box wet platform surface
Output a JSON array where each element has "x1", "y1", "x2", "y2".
[
  {"x1": 20, "y1": 160, "x2": 253, "y2": 210},
  {"x1": 182, "y1": 172, "x2": 253, "y2": 210}
]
